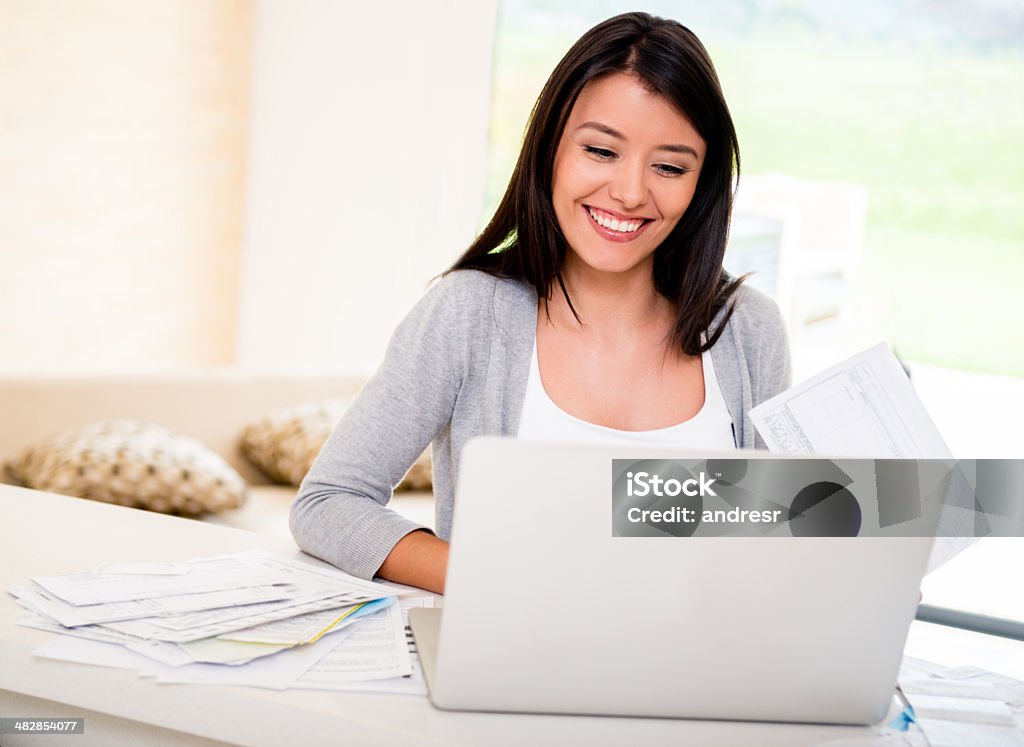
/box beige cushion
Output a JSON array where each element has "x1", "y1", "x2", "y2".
[
  {"x1": 0, "y1": 373, "x2": 367, "y2": 486},
  {"x1": 239, "y1": 398, "x2": 432, "y2": 491},
  {"x1": 4, "y1": 420, "x2": 246, "y2": 516}
]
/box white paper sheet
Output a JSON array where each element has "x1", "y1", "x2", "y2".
[
  {"x1": 19, "y1": 609, "x2": 278, "y2": 669},
  {"x1": 103, "y1": 593, "x2": 365, "y2": 642},
  {"x1": 174, "y1": 637, "x2": 293, "y2": 666},
  {"x1": 312, "y1": 661, "x2": 428, "y2": 696},
  {"x1": 899, "y1": 656, "x2": 1024, "y2": 747},
  {"x1": 122, "y1": 638, "x2": 207, "y2": 667},
  {"x1": 33, "y1": 634, "x2": 177, "y2": 674},
  {"x1": 23, "y1": 608, "x2": 331, "y2": 669},
  {"x1": 33, "y1": 549, "x2": 395, "y2": 606},
  {"x1": 33, "y1": 630, "x2": 351, "y2": 690},
  {"x1": 221, "y1": 597, "x2": 395, "y2": 645},
  {"x1": 293, "y1": 597, "x2": 431, "y2": 692},
  {"x1": 19, "y1": 550, "x2": 397, "y2": 644},
  {"x1": 241, "y1": 549, "x2": 402, "y2": 599},
  {"x1": 750, "y1": 343, "x2": 952, "y2": 459},
  {"x1": 16, "y1": 611, "x2": 141, "y2": 646},
  {"x1": 105, "y1": 550, "x2": 400, "y2": 640},
  {"x1": 749, "y1": 342, "x2": 976, "y2": 571},
  {"x1": 153, "y1": 629, "x2": 357, "y2": 688},
  {"x1": 292, "y1": 597, "x2": 413, "y2": 685},
  {"x1": 33, "y1": 552, "x2": 288, "y2": 606},
  {"x1": 129, "y1": 589, "x2": 352, "y2": 631},
  {"x1": 7, "y1": 583, "x2": 289, "y2": 627},
  {"x1": 96, "y1": 561, "x2": 193, "y2": 575}
]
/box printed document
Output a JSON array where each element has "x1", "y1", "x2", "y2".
[
  {"x1": 750, "y1": 343, "x2": 973, "y2": 571},
  {"x1": 750, "y1": 343, "x2": 951, "y2": 459},
  {"x1": 296, "y1": 597, "x2": 434, "y2": 696},
  {"x1": 293, "y1": 596, "x2": 415, "y2": 686}
]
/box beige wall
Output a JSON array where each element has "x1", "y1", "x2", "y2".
[
  {"x1": 235, "y1": 0, "x2": 499, "y2": 374},
  {"x1": 0, "y1": 1, "x2": 252, "y2": 371},
  {"x1": 0, "y1": 1, "x2": 498, "y2": 376}
]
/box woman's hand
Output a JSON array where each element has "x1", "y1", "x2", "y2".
[{"x1": 377, "y1": 530, "x2": 449, "y2": 594}]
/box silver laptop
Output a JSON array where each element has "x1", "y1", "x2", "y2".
[{"x1": 409, "y1": 438, "x2": 938, "y2": 724}]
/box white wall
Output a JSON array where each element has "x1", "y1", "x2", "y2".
[{"x1": 236, "y1": 0, "x2": 499, "y2": 374}]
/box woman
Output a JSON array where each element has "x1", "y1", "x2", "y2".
[{"x1": 290, "y1": 12, "x2": 790, "y2": 593}]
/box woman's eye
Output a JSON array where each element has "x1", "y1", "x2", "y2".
[
  {"x1": 583, "y1": 145, "x2": 616, "y2": 160},
  {"x1": 655, "y1": 164, "x2": 689, "y2": 177}
]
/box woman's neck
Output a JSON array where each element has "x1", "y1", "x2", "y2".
[{"x1": 543, "y1": 258, "x2": 675, "y2": 340}]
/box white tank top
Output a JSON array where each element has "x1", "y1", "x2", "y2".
[{"x1": 517, "y1": 340, "x2": 736, "y2": 449}]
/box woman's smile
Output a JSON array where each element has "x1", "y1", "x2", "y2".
[{"x1": 583, "y1": 205, "x2": 654, "y2": 242}]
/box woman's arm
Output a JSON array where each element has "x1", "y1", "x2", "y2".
[
  {"x1": 290, "y1": 275, "x2": 468, "y2": 584},
  {"x1": 377, "y1": 530, "x2": 449, "y2": 593}
]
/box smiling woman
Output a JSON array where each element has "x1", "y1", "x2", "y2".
[
  {"x1": 290, "y1": 12, "x2": 791, "y2": 593},
  {"x1": 552, "y1": 74, "x2": 705, "y2": 280},
  {"x1": 534, "y1": 72, "x2": 714, "y2": 432}
]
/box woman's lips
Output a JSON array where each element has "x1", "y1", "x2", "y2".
[{"x1": 583, "y1": 205, "x2": 652, "y2": 243}]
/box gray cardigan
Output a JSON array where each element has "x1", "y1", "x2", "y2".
[{"x1": 290, "y1": 269, "x2": 791, "y2": 580}]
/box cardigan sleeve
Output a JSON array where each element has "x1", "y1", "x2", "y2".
[
  {"x1": 755, "y1": 297, "x2": 792, "y2": 405},
  {"x1": 746, "y1": 288, "x2": 792, "y2": 449},
  {"x1": 289, "y1": 274, "x2": 469, "y2": 580}
]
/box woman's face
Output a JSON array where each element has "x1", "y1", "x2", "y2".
[{"x1": 551, "y1": 72, "x2": 706, "y2": 282}]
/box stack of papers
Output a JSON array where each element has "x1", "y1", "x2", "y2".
[
  {"x1": 899, "y1": 657, "x2": 1024, "y2": 747},
  {"x1": 8, "y1": 549, "x2": 433, "y2": 693}
]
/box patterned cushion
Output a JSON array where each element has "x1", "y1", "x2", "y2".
[
  {"x1": 4, "y1": 420, "x2": 246, "y2": 516},
  {"x1": 239, "y1": 398, "x2": 432, "y2": 491}
]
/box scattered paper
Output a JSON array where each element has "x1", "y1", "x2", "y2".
[
  {"x1": 103, "y1": 593, "x2": 367, "y2": 643},
  {"x1": 175, "y1": 637, "x2": 293, "y2": 666},
  {"x1": 33, "y1": 632, "x2": 349, "y2": 690},
  {"x1": 899, "y1": 656, "x2": 1024, "y2": 747},
  {"x1": 222, "y1": 597, "x2": 395, "y2": 645},
  {"x1": 294, "y1": 597, "x2": 414, "y2": 686},
  {"x1": 16, "y1": 551, "x2": 429, "y2": 694},
  {"x1": 242, "y1": 550, "x2": 403, "y2": 599},
  {"x1": 153, "y1": 630, "x2": 358, "y2": 689},
  {"x1": 293, "y1": 597, "x2": 431, "y2": 693},
  {"x1": 33, "y1": 552, "x2": 287, "y2": 606},
  {"x1": 17, "y1": 611, "x2": 141, "y2": 646},
  {"x1": 96, "y1": 561, "x2": 193, "y2": 575},
  {"x1": 7, "y1": 583, "x2": 290, "y2": 627},
  {"x1": 33, "y1": 633, "x2": 177, "y2": 674}
]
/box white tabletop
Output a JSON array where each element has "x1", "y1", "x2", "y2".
[{"x1": 1, "y1": 485, "x2": 1020, "y2": 747}]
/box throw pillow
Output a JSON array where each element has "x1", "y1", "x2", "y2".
[
  {"x1": 4, "y1": 420, "x2": 246, "y2": 516},
  {"x1": 239, "y1": 398, "x2": 432, "y2": 491}
]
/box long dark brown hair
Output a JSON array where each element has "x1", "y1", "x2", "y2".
[{"x1": 449, "y1": 11, "x2": 743, "y2": 355}]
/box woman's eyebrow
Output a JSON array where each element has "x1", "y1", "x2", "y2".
[{"x1": 576, "y1": 121, "x2": 698, "y2": 158}]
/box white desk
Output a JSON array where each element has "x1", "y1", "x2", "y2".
[{"x1": 1, "y1": 486, "x2": 1020, "y2": 747}]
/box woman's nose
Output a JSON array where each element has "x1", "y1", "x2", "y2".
[{"x1": 608, "y1": 161, "x2": 648, "y2": 210}]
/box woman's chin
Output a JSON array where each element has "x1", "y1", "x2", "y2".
[{"x1": 565, "y1": 250, "x2": 654, "y2": 280}]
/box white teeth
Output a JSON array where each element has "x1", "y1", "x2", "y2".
[{"x1": 587, "y1": 207, "x2": 644, "y2": 233}]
